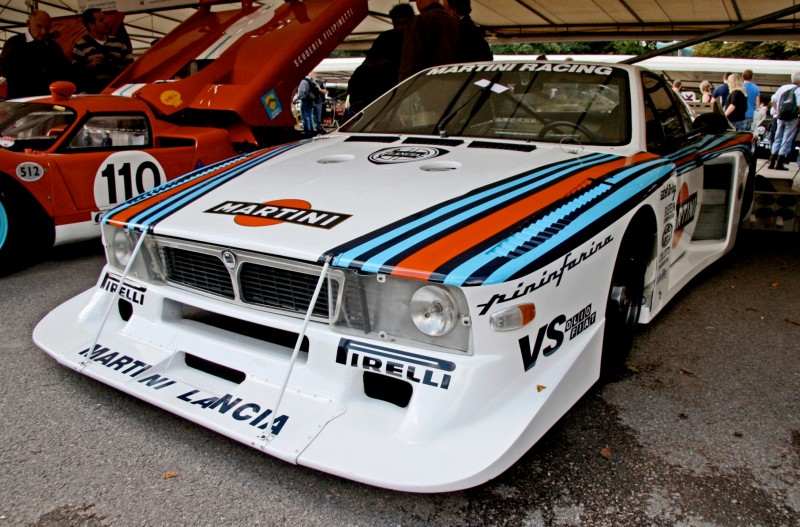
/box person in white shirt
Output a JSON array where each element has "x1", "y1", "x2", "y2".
[{"x1": 768, "y1": 72, "x2": 800, "y2": 171}]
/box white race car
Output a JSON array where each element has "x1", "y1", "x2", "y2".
[{"x1": 34, "y1": 60, "x2": 755, "y2": 492}]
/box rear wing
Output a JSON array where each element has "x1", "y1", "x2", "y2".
[{"x1": 108, "y1": 0, "x2": 367, "y2": 129}]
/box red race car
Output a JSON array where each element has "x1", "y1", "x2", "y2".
[{"x1": 0, "y1": 0, "x2": 367, "y2": 274}]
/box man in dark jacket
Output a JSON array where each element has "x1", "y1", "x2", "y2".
[
  {"x1": 0, "y1": 10, "x2": 72, "y2": 99},
  {"x1": 346, "y1": 3, "x2": 415, "y2": 115},
  {"x1": 447, "y1": 0, "x2": 492, "y2": 62},
  {"x1": 398, "y1": 0, "x2": 460, "y2": 81}
]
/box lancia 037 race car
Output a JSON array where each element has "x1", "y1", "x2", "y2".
[
  {"x1": 0, "y1": 0, "x2": 366, "y2": 274},
  {"x1": 35, "y1": 60, "x2": 755, "y2": 492}
]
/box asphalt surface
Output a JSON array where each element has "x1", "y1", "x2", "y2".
[{"x1": 1, "y1": 227, "x2": 798, "y2": 527}]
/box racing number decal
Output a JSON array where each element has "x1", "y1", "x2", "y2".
[
  {"x1": 16, "y1": 162, "x2": 45, "y2": 182},
  {"x1": 93, "y1": 152, "x2": 166, "y2": 207}
]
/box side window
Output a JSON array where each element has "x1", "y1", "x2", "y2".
[
  {"x1": 642, "y1": 73, "x2": 691, "y2": 154},
  {"x1": 68, "y1": 115, "x2": 150, "y2": 150}
]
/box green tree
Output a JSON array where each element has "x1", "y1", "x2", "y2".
[
  {"x1": 489, "y1": 41, "x2": 657, "y2": 56},
  {"x1": 693, "y1": 41, "x2": 800, "y2": 60}
]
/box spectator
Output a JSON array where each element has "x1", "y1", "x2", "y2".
[
  {"x1": 768, "y1": 71, "x2": 800, "y2": 170},
  {"x1": 398, "y1": 0, "x2": 461, "y2": 81},
  {"x1": 370, "y1": 3, "x2": 414, "y2": 85},
  {"x1": 672, "y1": 79, "x2": 696, "y2": 102},
  {"x1": 72, "y1": 8, "x2": 134, "y2": 93},
  {"x1": 742, "y1": 69, "x2": 761, "y2": 131},
  {"x1": 297, "y1": 72, "x2": 320, "y2": 135},
  {"x1": 313, "y1": 75, "x2": 328, "y2": 133},
  {"x1": 346, "y1": 3, "x2": 415, "y2": 115},
  {"x1": 447, "y1": 0, "x2": 492, "y2": 62},
  {"x1": 711, "y1": 72, "x2": 731, "y2": 108},
  {"x1": 723, "y1": 73, "x2": 748, "y2": 131},
  {"x1": 699, "y1": 80, "x2": 713, "y2": 103},
  {"x1": 0, "y1": 10, "x2": 72, "y2": 99}
]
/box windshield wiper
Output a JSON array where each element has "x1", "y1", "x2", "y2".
[{"x1": 436, "y1": 72, "x2": 504, "y2": 138}]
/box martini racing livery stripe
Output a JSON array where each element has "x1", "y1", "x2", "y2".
[
  {"x1": 103, "y1": 142, "x2": 307, "y2": 231},
  {"x1": 328, "y1": 152, "x2": 660, "y2": 285},
  {"x1": 329, "y1": 152, "x2": 621, "y2": 272},
  {"x1": 453, "y1": 157, "x2": 671, "y2": 285},
  {"x1": 669, "y1": 133, "x2": 753, "y2": 176},
  {"x1": 330, "y1": 153, "x2": 617, "y2": 272},
  {"x1": 453, "y1": 135, "x2": 751, "y2": 285},
  {"x1": 697, "y1": 133, "x2": 753, "y2": 163}
]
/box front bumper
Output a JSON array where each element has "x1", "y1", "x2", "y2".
[{"x1": 33, "y1": 268, "x2": 603, "y2": 492}]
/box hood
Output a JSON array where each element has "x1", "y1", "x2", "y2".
[{"x1": 104, "y1": 135, "x2": 654, "y2": 285}]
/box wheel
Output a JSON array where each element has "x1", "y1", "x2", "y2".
[
  {"x1": 537, "y1": 121, "x2": 599, "y2": 142},
  {"x1": 600, "y1": 220, "x2": 653, "y2": 381},
  {"x1": 0, "y1": 184, "x2": 54, "y2": 276}
]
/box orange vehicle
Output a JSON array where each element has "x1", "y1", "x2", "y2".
[{"x1": 0, "y1": 0, "x2": 367, "y2": 274}]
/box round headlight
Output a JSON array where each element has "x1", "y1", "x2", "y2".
[
  {"x1": 410, "y1": 285, "x2": 458, "y2": 337},
  {"x1": 756, "y1": 125, "x2": 766, "y2": 135},
  {"x1": 112, "y1": 229, "x2": 135, "y2": 267}
]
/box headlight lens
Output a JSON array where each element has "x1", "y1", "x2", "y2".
[
  {"x1": 112, "y1": 228, "x2": 136, "y2": 267},
  {"x1": 756, "y1": 125, "x2": 766, "y2": 136},
  {"x1": 101, "y1": 223, "x2": 163, "y2": 282},
  {"x1": 410, "y1": 285, "x2": 458, "y2": 336},
  {"x1": 329, "y1": 270, "x2": 471, "y2": 354}
]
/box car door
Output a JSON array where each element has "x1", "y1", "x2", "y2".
[{"x1": 641, "y1": 72, "x2": 701, "y2": 263}]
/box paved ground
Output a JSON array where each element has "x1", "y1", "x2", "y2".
[{"x1": 1, "y1": 224, "x2": 798, "y2": 526}]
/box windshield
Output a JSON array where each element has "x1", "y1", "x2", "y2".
[
  {"x1": 0, "y1": 102, "x2": 77, "y2": 152},
  {"x1": 341, "y1": 63, "x2": 631, "y2": 146}
]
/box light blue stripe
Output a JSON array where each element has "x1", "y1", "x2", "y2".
[
  {"x1": 127, "y1": 146, "x2": 294, "y2": 230},
  {"x1": 477, "y1": 161, "x2": 673, "y2": 285},
  {"x1": 443, "y1": 181, "x2": 612, "y2": 285},
  {"x1": 356, "y1": 153, "x2": 615, "y2": 273},
  {"x1": 118, "y1": 144, "x2": 301, "y2": 231},
  {"x1": 334, "y1": 152, "x2": 615, "y2": 269},
  {"x1": 103, "y1": 153, "x2": 250, "y2": 222}
]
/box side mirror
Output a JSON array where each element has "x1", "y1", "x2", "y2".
[{"x1": 692, "y1": 112, "x2": 732, "y2": 135}]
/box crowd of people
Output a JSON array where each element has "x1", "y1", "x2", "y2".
[
  {"x1": 0, "y1": 8, "x2": 133, "y2": 100},
  {"x1": 297, "y1": 0, "x2": 492, "y2": 135},
  {"x1": 674, "y1": 68, "x2": 800, "y2": 171}
]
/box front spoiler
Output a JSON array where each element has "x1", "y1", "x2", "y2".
[{"x1": 34, "y1": 281, "x2": 604, "y2": 492}]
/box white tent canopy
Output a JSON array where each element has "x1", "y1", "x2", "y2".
[{"x1": 2, "y1": 0, "x2": 800, "y2": 55}]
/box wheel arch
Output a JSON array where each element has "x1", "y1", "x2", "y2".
[{"x1": 599, "y1": 204, "x2": 658, "y2": 382}]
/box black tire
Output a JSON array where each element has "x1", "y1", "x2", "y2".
[
  {"x1": 0, "y1": 184, "x2": 54, "y2": 276},
  {"x1": 600, "y1": 219, "x2": 653, "y2": 382}
]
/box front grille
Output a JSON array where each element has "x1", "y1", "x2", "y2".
[
  {"x1": 240, "y1": 262, "x2": 330, "y2": 318},
  {"x1": 162, "y1": 246, "x2": 235, "y2": 299},
  {"x1": 160, "y1": 244, "x2": 332, "y2": 320}
]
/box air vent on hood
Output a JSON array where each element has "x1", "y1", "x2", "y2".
[
  {"x1": 403, "y1": 137, "x2": 465, "y2": 147},
  {"x1": 468, "y1": 141, "x2": 537, "y2": 152},
  {"x1": 345, "y1": 135, "x2": 400, "y2": 143}
]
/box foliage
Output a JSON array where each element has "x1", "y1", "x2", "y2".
[
  {"x1": 693, "y1": 41, "x2": 800, "y2": 60},
  {"x1": 489, "y1": 41, "x2": 657, "y2": 56}
]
